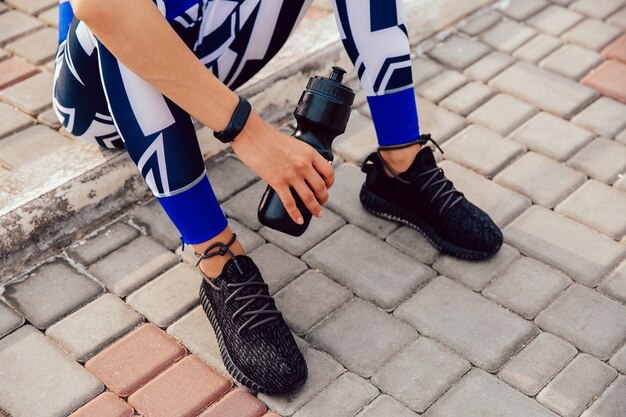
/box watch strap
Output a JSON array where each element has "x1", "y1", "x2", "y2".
[{"x1": 213, "y1": 96, "x2": 252, "y2": 143}]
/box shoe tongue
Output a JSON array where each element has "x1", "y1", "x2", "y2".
[
  {"x1": 219, "y1": 255, "x2": 260, "y2": 283},
  {"x1": 399, "y1": 145, "x2": 437, "y2": 178}
]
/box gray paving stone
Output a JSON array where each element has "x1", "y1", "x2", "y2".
[
  {"x1": 205, "y1": 154, "x2": 258, "y2": 202},
  {"x1": 500, "y1": 0, "x2": 549, "y2": 20},
  {"x1": 433, "y1": 244, "x2": 520, "y2": 291},
  {"x1": 37, "y1": 107, "x2": 62, "y2": 129},
  {"x1": 333, "y1": 123, "x2": 377, "y2": 164},
  {"x1": 5, "y1": 259, "x2": 103, "y2": 329},
  {"x1": 481, "y1": 20, "x2": 537, "y2": 53},
  {"x1": 222, "y1": 180, "x2": 265, "y2": 231},
  {"x1": 570, "y1": 0, "x2": 626, "y2": 19},
  {"x1": 416, "y1": 70, "x2": 468, "y2": 103},
  {"x1": 599, "y1": 261, "x2": 626, "y2": 303},
  {"x1": 0, "y1": 10, "x2": 42, "y2": 44},
  {"x1": 292, "y1": 372, "x2": 378, "y2": 417},
  {"x1": 540, "y1": 44, "x2": 605, "y2": 80},
  {"x1": 563, "y1": 18, "x2": 623, "y2": 51},
  {"x1": 67, "y1": 222, "x2": 140, "y2": 266},
  {"x1": 440, "y1": 81, "x2": 495, "y2": 116},
  {"x1": 356, "y1": 395, "x2": 418, "y2": 417},
  {"x1": 248, "y1": 243, "x2": 307, "y2": 295},
  {"x1": 568, "y1": 137, "x2": 626, "y2": 184},
  {"x1": 608, "y1": 7, "x2": 626, "y2": 29},
  {"x1": 537, "y1": 354, "x2": 618, "y2": 417},
  {"x1": 415, "y1": 96, "x2": 467, "y2": 143},
  {"x1": 443, "y1": 125, "x2": 526, "y2": 177},
  {"x1": 513, "y1": 33, "x2": 563, "y2": 63},
  {"x1": 126, "y1": 264, "x2": 200, "y2": 328},
  {"x1": 581, "y1": 376, "x2": 626, "y2": 417},
  {"x1": 5, "y1": 0, "x2": 57, "y2": 14},
  {"x1": 458, "y1": 10, "x2": 502, "y2": 36},
  {"x1": 385, "y1": 226, "x2": 440, "y2": 265},
  {"x1": 38, "y1": 5, "x2": 58, "y2": 27},
  {"x1": 259, "y1": 346, "x2": 345, "y2": 416},
  {"x1": 617, "y1": 129, "x2": 626, "y2": 145},
  {"x1": 484, "y1": 257, "x2": 571, "y2": 319},
  {"x1": 556, "y1": 179, "x2": 626, "y2": 239},
  {"x1": 468, "y1": 94, "x2": 538, "y2": 136},
  {"x1": 511, "y1": 112, "x2": 594, "y2": 161},
  {"x1": 426, "y1": 368, "x2": 559, "y2": 417},
  {"x1": 0, "y1": 102, "x2": 33, "y2": 139},
  {"x1": 608, "y1": 344, "x2": 626, "y2": 373},
  {"x1": 372, "y1": 337, "x2": 471, "y2": 412},
  {"x1": 0, "y1": 300, "x2": 24, "y2": 338},
  {"x1": 0, "y1": 124, "x2": 73, "y2": 169},
  {"x1": 0, "y1": 325, "x2": 103, "y2": 417},
  {"x1": 274, "y1": 270, "x2": 351, "y2": 335},
  {"x1": 130, "y1": 200, "x2": 181, "y2": 250},
  {"x1": 428, "y1": 35, "x2": 491, "y2": 70},
  {"x1": 88, "y1": 236, "x2": 179, "y2": 296},
  {"x1": 536, "y1": 284, "x2": 626, "y2": 359},
  {"x1": 0, "y1": 71, "x2": 53, "y2": 114},
  {"x1": 45, "y1": 293, "x2": 143, "y2": 362},
  {"x1": 498, "y1": 333, "x2": 577, "y2": 396},
  {"x1": 494, "y1": 152, "x2": 587, "y2": 208},
  {"x1": 440, "y1": 160, "x2": 531, "y2": 227},
  {"x1": 464, "y1": 51, "x2": 516, "y2": 82},
  {"x1": 395, "y1": 276, "x2": 538, "y2": 371},
  {"x1": 572, "y1": 97, "x2": 626, "y2": 138},
  {"x1": 411, "y1": 57, "x2": 445, "y2": 86},
  {"x1": 505, "y1": 206, "x2": 625, "y2": 286},
  {"x1": 490, "y1": 61, "x2": 598, "y2": 119},
  {"x1": 5, "y1": 27, "x2": 57, "y2": 64},
  {"x1": 308, "y1": 298, "x2": 417, "y2": 377},
  {"x1": 303, "y1": 225, "x2": 434, "y2": 310},
  {"x1": 528, "y1": 5, "x2": 584, "y2": 35}
]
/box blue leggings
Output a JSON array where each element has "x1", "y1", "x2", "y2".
[{"x1": 53, "y1": 0, "x2": 420, "y2": 245}]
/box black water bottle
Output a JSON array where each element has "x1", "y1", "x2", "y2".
[{"x1": 257, "y1": 66, "x2": 355, "y2": 236}]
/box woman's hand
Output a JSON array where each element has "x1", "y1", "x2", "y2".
[{"x1": 232, "y1": 112, "x2": 334, "y2": 225}]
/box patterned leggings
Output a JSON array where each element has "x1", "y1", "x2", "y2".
[{"x1": 52, "y1": 0, "x2": 419, "y2": 244}]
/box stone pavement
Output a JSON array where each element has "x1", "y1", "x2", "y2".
[{"x1": 2, "y1": 0, "x2": 626, "y2": 416}]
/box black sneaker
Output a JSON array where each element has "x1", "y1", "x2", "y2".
[
  {"x1": 360, "y1": 134, "x2": 503, "y2": 260},
  {"x1": 195, "y1": 234, "x2": 307, "y2": 393}
]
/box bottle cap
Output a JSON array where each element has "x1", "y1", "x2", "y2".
[{"x1": 305, "y1": 66, "x2": 354, "y2": 106}]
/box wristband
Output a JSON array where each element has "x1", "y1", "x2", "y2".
[{"x1": 213, "y1": 96, "x2": 252, "y2": 143}]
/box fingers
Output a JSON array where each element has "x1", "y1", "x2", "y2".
[
  {"x1": 312, "y1": 152, "x2": 335, "y2": 188},
  {"x1": 275, "y1": 185, "x2": 304, "y2": 225},
  {"x1": 305, "y1": 167, "x2": 329, "y2": 206},
  {"x1": 293, "y1": 180, "x2": 323, "y2": 218}
]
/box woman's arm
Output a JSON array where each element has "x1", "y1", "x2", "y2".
[{"x1": 71, "y1": 0, "x2": 333, "y2": 223}]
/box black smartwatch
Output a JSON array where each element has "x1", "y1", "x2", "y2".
[{"x1": 213, "y1": 96, "x2": 252, "y2": 143}]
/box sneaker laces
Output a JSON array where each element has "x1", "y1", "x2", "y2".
[{"x1": 195, "y1": 233, "x2": 281, "y2": 334}]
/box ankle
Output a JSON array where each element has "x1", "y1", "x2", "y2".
[
  {"x1": 192, "y1": 226, "x2": 245, "y2": 280},
  {"x1": 379, "y1": 144, "x2": 421, "y2": 176}
]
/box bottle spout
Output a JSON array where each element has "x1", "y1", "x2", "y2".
[{"x1": 329, "y1": 66, "x2": 346, "y2": 82}]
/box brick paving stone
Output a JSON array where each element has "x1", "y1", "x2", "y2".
[
  {"x1": 303, "y1": 225, "x2": 434, "y2": 310},
  {"x1": 513, "y1": 33, "x2": 563, "y2": 63},
  {"x1": 609, "y1": 344, "x2": 626, "y2": 373},
  {"x1": 581, "y1": 60, "x2": 626, "y2": 103},
  {"x1": 494, "y1": 152, "x2": 586, "y2": 208},
  {"x1": 537, "y1": 284, "x2": 626, "y2": 359},
  {"x1": 0, "y1": 56, "x2": 39, "y2": 89},
  {"x1": 505, "y1": 206, "x2": 625, "y2": 285},
  {"x1": 433, "y1": 244, "x2": 520, "y2": 291},
  {"x1": 0, "y1": 70, "x2": 53, "y2": 114},
  {"x1": 395, "y1": 276, "x2": 538, "y2": 371},
  {"x1": 259, "y1": 346, "x2": 344, "y2": 416},
  {"x1": 483, "y1": 257, "x2": 571, "y2": 319},
  {"x1": 568, "y1": 137, "x2": 626, "y2": 184},
  {"x1": 427, "y1": 35, "x2": 491, "y2": 70},
  {"x1": 0, "y1": 10, "x2": 42, "y2": 44},
  {"x1": 608, "y1": 7, "x2": 626, "y2": 29},
  {"x1": 248, "y1": 243, "x2": 307, "y2": 294},
  {"x1": 464, "y1": 51, "x2": 516, "y2": 82},
  {"x1": 443, "y1": 125, "x2": 526, "y2": 177},
  {"x1": 528, "y1": 5, "x2": 584, "y2": 35},
  {"x1": 5, "y1": 27, "x2": 57, "y2": 64},
  {"x1": 126, "y1": 264, "x2": 200, "y2": 328},
  {"x1": 68, "y1": 222, "x2": 140, "y2": 266},
  {"x1": 537, "y1": 354, "x2": 618, "y2": 417},
  {"x1": 222, "y1": 180, "x2": 265, "y2": 231},
  {"x1": 556, "y1": 179, "x2": 626, "y2": 238},
  {"x1": 206, "y1": 154, "x2": 258, "y2": 202},
  {"x1": 599, "y1": 260, "x2": 626, "y2": 302},
  {"x1": 440, "y1": 81, "x2": 495, "y2": 116},
  {"x1": 0, "y1": 325, "x2": 104, "y2": 417},
  {"x1": 292, "y1": 372, "x2": 378, "y2": 417},
  {"x1": 439, "y1": 160, "x2": 531, "y2": 227},
  {"x1": 416, "y1": 70, "x2": 468, "y2": 103},
  {"x1": 372, "y1": 337, "x2": 471, "y2": 412},
  {"x1": 46, "y1": 293, "x2": 143, "y2": 363},
  {"x1": 86, "y1": 323, "x2": 187, "y2": 396},
  {"x1": 540, "y1": 44, "x2": 604, "y2": 80},
  {"x1": 572, "y1": 97, "x2": 626, "y2": 138},
  {"x1": 602, "y1": 34, "x2": 626, "y2": 62},
  {"x1": 415, "y1": 96, "x2": 467, "y2": 143},
  {"x1": 411, "y1": 57, "x2": 445, "y2": 86},
  {"x1": 130, "y1": 200, "x2": 181, "y2": 249},
  {"x1": 618, "y1": 129, "x2": 626, "y2": 144},
  {"x1": 308, "y1": 298, "x2": 417, "y2": 377},
  {"x1": 490, "y1": 61, "x2": 598, "y2": 118},
  {"x1": 38, "y1": 5, "x2": 59, "y2": 27},
  {"x1": 581, "y1": 376, "x2": 626, "y2": 417},
  {"x1": 356, "y1": 395, "x2": 418, "y2": 417},
  {"x1": 69, "y1": 392, "x2": 134, "y2": 417},
  {"x1": 511, "y1": 112, "x2": 594, "y2": 161},
  {"x1": 498, "y1": 333, "x2": 577, "y2": 396},
  {"x1": 500, "y1": 0, "x2": 549, "y2": 20},
  {"x1": 385, "y1": 226, "x2": 440, "y2": 265},
  {"x1": 88, "y1": 236, "x2": 180, "y2": 296},
  {"x1": 274, "y1": 270, "x2": 351, "y2": 334},
  {"x1": 458, "y1": 10, "x2": 502, "y2": 36},
  {"x1": 128, "y1": 355, "x2": 231, "y2": 417},
  {"x1": 37, "y1": 107, "x2": 62, "y2": 128},
  {"x1": 427, "y1": 368, "x2": 558, "y2": 417},
  {"x1": 333, "y1": 123, "x2": 377, "y2": 163},
  {"x1": 468, "y1": 94, "x2": 538, "y2": 136},
  {"x1": 5, "y1": 0, "x2": 57, "y2": 14},
  {"x1": 0, "y1": 124, "x2": 72, "y2": 169},
  {"x1": 571, "y1": 0, "x2": 626, "y2": 19},
  {"x1": 5, "y1": 258, "x2": 103, "y2": 329},
  {"x1": 481, "y1": 20, "x2": 537, "y2": 53},
  {"x1": 0, "y1": 299, "x2": 24, "y2": 338},
  {"x1": 198, "y1": 388, "x2": 266, "y2": 417},
  {"x1": 563, "y1": 19, "x2": 623, "y2": 51}
]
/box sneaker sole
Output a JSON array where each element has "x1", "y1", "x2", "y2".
[
  {"x1": 199, "y1": 286, "x2": 306, "y2": 394},
  {"x1": 360, "y1": 183, "x2": 499, "y2": 260}
]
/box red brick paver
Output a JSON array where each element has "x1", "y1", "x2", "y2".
[
  {"x1": 69, "y1": 392, "x2": 134, "y2": 417},
  {"x1": 128, "y1": 355, "x2": 232, "y2": 417},
  {"x1": 85, "y1": 323, "x2": 187, "y2": 396},
  {"x1": 602, "y1": 34, "x2": 626, "y2": 63},
  {"x1": 198, "y1": 388, "x2": 267, "y2": 417},
  {"x1": 581, "y1": 60, "x2": 626, "y2": 103},
  {"x1": 0, "y1": 57, "x2": 38, "y2": 89}
]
